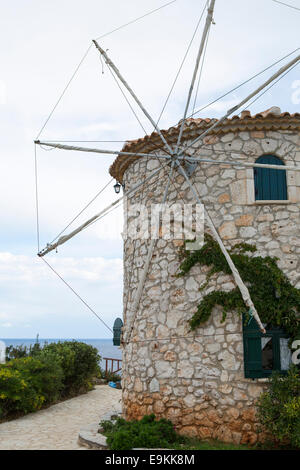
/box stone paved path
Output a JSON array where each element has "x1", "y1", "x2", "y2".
[{"x1": 0, "y1": 385, "x2": 122, "y2": 450}]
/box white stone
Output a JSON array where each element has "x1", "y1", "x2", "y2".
[
  {"x1": 205, "y1": 343, "x2": 221, "y2": 354},
  {"x1": 155, "y1": 361, "x2": 175, "y2": 379},
  {"x1": 186, "y1": 277, "x2": 198, "y2": 291},
  {"x1": 239, "y1": 227, "x2": 257, "y2": 238},
  {"x1": 149, "y1": 378, "x2": 160, "y2": 393},
  {"x1": 218, "y1": 350, "x2": 238, "y2": 371}
]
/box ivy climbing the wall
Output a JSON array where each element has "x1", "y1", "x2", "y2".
[{"x1": 177, "y1": 234, "x2": 300, "y2": 342}]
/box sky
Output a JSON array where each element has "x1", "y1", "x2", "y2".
[{"x1": 0, "y1": 0, "x2": 299, "y2": 339}]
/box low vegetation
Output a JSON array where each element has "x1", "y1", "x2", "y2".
[
  {"x1": 100, "y1": 414, "x2": 249, "y2": 450},
  {"x1": 257, "y1": 365, "x2": 300, "y2": 449},
  {"x1": 0, "y1": 341, "x2": 100, "y2": 420}
]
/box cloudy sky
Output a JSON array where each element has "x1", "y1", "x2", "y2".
[{"x1": 0, "y1": 0, "x2": 299, "y2": 339}]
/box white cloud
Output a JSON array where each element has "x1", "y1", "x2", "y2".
[{"x1": 0, "y1": 252, "x2": 122, "y2": 284}]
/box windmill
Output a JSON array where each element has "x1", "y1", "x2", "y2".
[
  {"x1": 35, "y1": 0, "x2": 299, "y2": 338},
  {"x1": 33, "y1": 0, "x2": 300, "y2": 442}
]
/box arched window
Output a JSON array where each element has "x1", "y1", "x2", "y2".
[{"x1": 254, "y1": 155, "x2": 287, "y2": 201}]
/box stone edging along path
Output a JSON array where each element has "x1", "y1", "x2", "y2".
[{"x1": 78, "y1": 411, "x2": 121, "y2": 449}]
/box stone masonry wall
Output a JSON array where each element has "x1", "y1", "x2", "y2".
[{"x1": 121, "y1": 129, "x2": 300, "y2": 445}]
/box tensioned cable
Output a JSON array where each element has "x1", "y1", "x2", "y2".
[
  {"x1": 240, "y1": 61, "x2": 300, "y2": 111},
  {"x1": 155, "y1": 1, "x2": 207, "y2": 127},
  {"x1": 187, "y1": 47, "x2": 300, "y2": 119},
  {"x1": 181, "y1": 54, "x2": 300, "y2": 157},
  {"x1": 34, "y1": 144, "x2": 40, "y2": 252},
  {"x1": 271, "y1": 0, "x2": 300, "y2": 11},
  {"x1": 36, "y1": 44, "x2": 92, "y2": 140},
  {"x1": 41, "y1": 257, "x2": 113, "y2": 333},
  {"x1": 103, "y1": 60, "x2": 148, "y2": 136},
  {"x1": 94, "y1": 0, "x2": 179, "y2": 40},
  {"x1": 35, "y1": 0, "x2": 179, "y2": 140}
]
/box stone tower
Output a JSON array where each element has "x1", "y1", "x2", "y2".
[{"x1": 110, "y1": 107, "x2": 300, "y2": 445}]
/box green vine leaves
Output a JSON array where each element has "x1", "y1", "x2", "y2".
[{"x1": 177, "y1": 234, "x2": 300, "y2": 342}]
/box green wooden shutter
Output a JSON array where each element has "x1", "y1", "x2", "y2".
[
  {"x1": 243, "y1": 315, "x2": 263, "y2": 378},
  {"x1": 254, "y1": 155, "x2": 287, "y2": 201},
  {"x1": 113, "y1": 318, "x2": 123, "y2": 346}
]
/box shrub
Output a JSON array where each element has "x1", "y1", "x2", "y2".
[
  {"x1": 0, "y1": 340, "x2": 101, "y2": 420},
  {"x1": 9, "y1": 356, "x2": 64, "y2": 405},
  {"x1": 40, "y1": 341, "x2": 101, "y2": 395},
  {"x1": 100, "y1": 414, "x2": 179, "y2": 450},
  {"x1": 6, "y1": 342, "x2": 42, "y2": 361},
  {"x1": 257, "y1": 365, "x2": 300, "y2": 448},
  {"x1": 0, "y1": 365, "x2": 44, "y2": 418}
]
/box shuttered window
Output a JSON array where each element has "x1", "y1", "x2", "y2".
[
  {"x1": 243, "y1": 314, "x2": 291, "y2": 379},
  {"x1": 254, "y1": 155, "x2": 287, "y2": 201}
]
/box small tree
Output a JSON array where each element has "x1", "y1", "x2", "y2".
[{"x1": 257, "y1": 365, "x2": 300, "y2": 448}]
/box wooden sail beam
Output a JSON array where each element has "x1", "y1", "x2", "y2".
[
  {"x1": 174, "y1": 0, "x2": 215, "y2": 155},
  {"x1": 35, "y1": 141, "x2": 300, "y2": 173},
  {"x1": 37, "y1": 164, "x2": 166, "y2": 257},
  {"x1": 34, "y1": 140, "x2": 171, "y2": 161}
]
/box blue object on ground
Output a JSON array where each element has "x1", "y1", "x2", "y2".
[{"x1": 108, "y1": 381, "x2": 117, "y2": 388}]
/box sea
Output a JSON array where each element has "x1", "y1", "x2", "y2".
[{"x1": 0, "y1": 338, "x2": 122, "y2": 370}]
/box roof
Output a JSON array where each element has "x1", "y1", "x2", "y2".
[{"x1": 109, "y1": 107, "x2": 300, "y2": 183}]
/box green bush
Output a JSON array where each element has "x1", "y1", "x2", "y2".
[
  {"x1": 100, "y1": 414, "x2": 179, "y2": 450},
  {"x1": 0, "y1": 340, "x2": 101, "y2": 420},
  {"x1": 40, "y1": 341, "x2": 101, "y2": 395},
  {"x1": 257, "y1": 365, "x2": 300, "y2": 448},
  {"x1": 9, "y1": 356, "x2": 64, "y2": 405},
  {"x1": 0, "y1": 364, "x2": 44, "y2": 418},
  {"x1": 6, "y1": 343, "x2": 42, "y2": 361}
]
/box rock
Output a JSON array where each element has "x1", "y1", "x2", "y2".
[
  {"x1": 248, "y1": 384, "x2": 263, "y2": 399},
  {"x1": 233, "y1": 389, "x2": 248, "y2": 401},
  {"x1": 240, "y1": 226, "x2": 257, "y2": 238},
  {"x1": 153, "y1": 400, "x2": 165, "y2": 414},
  {"x1": 219, "y1": 221, "x2": 238, "y2": 240},
  {"x1": 155, "y1": 361, "x2": 175, "y2": 379},
  {"x1": 183, "y1": 394, "x2": 196, "y2": 407},
  {"x1": 149, "y1": 378, "x2": 160, "y2": 393},
  {"x1": 218, "y1": 193, "x2": 231, "y2": 203},
  {"x1": 218, "y1": 350, "x2": 238, "y2": 370},
  {"x1": 235, "y1": 214, "x2": 254, "y2": 226},
  {"x1": 220, "y1": 384, "x2": 233, "y2": 394},
  {"x1": 241, "y1": 432, "x2": 257, "y2": 445},
  {"x1": 164, "y1": 351, "x2": 177, "y2": 361}
]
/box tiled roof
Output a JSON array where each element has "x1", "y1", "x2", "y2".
[{"x1": 109, "y1": 108, "x2": 300, "y2": 182}]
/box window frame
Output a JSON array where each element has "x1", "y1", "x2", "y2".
[{"x1": 243, "y1": 314, "x2": 290, "y2": 379}]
